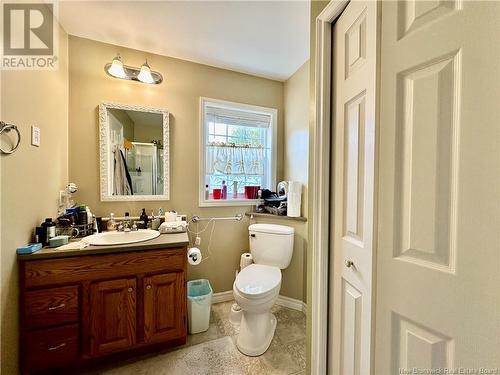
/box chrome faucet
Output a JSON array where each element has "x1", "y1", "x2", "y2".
[
  {"x1": 116, "y1": 213, "x2": 140, "y2": 232},
  {"x1": 118, "y1": 212, "x2": 132, "y2": 232}
]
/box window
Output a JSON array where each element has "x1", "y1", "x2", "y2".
[{"x1": 199, "y1": 97, "x2": 277, "y2": 207}]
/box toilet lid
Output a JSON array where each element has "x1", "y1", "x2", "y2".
[{"x1": 235, "y1": 264, "x2": 281, "y2": 296}]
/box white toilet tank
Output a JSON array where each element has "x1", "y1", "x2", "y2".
[{"x1": 249, "y1": 224, "x2": 294, "y2": 269}]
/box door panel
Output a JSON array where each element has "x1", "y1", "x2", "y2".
[
  {"x1": 340, "y1": 280, "x2": 362, "y2": 375},
  {"x1": 90, "y1": 278, "x2": 136, "y2": 356},
  {"x1": 330, "y1": 1, "x2": 378, "y2": 374},
  {"x1": 376, "y1": 1, "x2": 500, "y2": 373},
  {"x1": 395, "y1": 52, "x2": 459, "y2": 271},
  {"x1": 144, "y1": 272, "x2": 185, "y2": 343}
]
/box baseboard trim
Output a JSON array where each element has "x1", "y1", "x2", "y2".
[
  {"x1": 212, "y1": 290, "x2": 234, "y2": 304},
  {"x1": 276, "y1": 295, "x2": 307, "y2": 315},
  {"x1": 212, "y1": 290, "x2": 307, "y2": 315}
]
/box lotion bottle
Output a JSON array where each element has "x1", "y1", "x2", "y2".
[
  {"x1": 205, "y1": 184, "x2": 210, "y2": 200},
  {"x1": 222, "y1": 180, "x2": 227, "y2": 199},
  {"x1": 107, "y1": 213, "x2": 116, "y2": 231}
]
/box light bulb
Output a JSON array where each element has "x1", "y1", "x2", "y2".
[
  {"x1": 107, "y1": 55, "x2": 126, "y2": 78},
  {"x1": 137, "y1": 61, "x2": 155, "y2": 84}
]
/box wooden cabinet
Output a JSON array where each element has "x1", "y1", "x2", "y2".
[
  {"x1": 24, "y1": 285, "x2": 79, "y2": 329},
  {"x1": 144, "y1": 272, "x2": 186, "y2": 343},
  {"x1": 90, "y1": 278, "x2": 137, "y2": 356},
  {"x1": 25, "y1": 324, "x2": 79, "y2": 371},
  {"x1": 19, "y1": 247, "x2": 187, "y2": 374}
]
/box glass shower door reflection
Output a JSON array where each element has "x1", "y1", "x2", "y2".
[{"x1": 126, "y1": 142, "x2": 158, "y2": 195}]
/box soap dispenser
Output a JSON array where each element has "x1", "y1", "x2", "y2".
[{"x1": 107, "y1": 213, "x2": 116, "y2": 231}]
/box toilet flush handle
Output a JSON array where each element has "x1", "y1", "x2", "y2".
[{"x1": 250, "y1": 233, "x2": 256, "y2": 238}]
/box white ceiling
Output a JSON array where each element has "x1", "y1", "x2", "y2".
[{"x1": 58, "y1": 1, "x2": 310, "y2": 81}]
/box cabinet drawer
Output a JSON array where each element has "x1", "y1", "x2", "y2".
[
  {"x1": 24, "y1": 286, "x2": 79, "y2": 329},
  {"x1": 24, "y1": 324, "x2": 79, "y2": 372}
]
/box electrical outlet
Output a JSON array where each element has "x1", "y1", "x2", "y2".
[
  {"x1": 31, "y1": 126, "x2": 40, "y2": 147},
  {"x1": 195, "y1": 236, "x2": 201, "y2": 246}
]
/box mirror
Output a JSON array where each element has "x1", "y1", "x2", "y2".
[{"x1": 99, "y1": 102, "x2": 169, "y2": 201}]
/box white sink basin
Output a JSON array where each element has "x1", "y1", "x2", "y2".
[{"x1": 83, "y1": 229, "x2": 160, "y2": 246}]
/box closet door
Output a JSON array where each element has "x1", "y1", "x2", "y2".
[
  {"x1": 375, "y1": 1, "x2": 500, "y2": 372},
  {"x1": 329, "y1": 1, "x2": 379, "y2": 374}
]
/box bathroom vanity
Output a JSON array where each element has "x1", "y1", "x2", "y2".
[{"x1": 17, "y1": 233, "x2": 189, "y2": 374}]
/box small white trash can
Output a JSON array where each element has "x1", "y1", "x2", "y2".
[{"x1": 187, "y1": 279, "x2": 213, "y2": 334}]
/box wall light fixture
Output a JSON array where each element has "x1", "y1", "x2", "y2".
[{"x1": 105, "y1": 54, "x2": 163, "y2": 84}]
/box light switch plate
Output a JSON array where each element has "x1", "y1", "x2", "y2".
[{"x1": 31, "y1": 126, "x2": 40, "y2": 147}]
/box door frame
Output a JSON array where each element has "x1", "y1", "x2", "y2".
[{"x1": 310, "y1": 1, "x2": 349, "y2": 373}]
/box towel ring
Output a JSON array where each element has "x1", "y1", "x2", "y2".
[{"x1": 0, "y1": 121, "x2": 21, "y2": 154}]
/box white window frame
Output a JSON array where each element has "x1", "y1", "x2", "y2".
[{"x1": 199, "y1": 97, "x2": 278, "y2": 207}]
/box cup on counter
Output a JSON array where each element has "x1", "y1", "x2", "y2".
[
  {"x1": 244, "y1": 185, "x2": 260, "y2": 199},
  {"x1": 213, "y1": 189, "x2": 222, "y2": 199}
]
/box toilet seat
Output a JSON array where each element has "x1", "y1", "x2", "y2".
[{"x1": 235, "y1": 264, "x2": 281, "y2": 299}]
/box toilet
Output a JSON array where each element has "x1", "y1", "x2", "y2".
[{"x1": 233, "y1": 223, "x2": 294, "y2": 356}]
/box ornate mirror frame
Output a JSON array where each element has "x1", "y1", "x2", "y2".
[{"x1": 99, "y1": 102, "x2": 170, "y2": 201}]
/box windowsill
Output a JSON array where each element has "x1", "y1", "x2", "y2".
[
  {"x1": 199, "y1": 198, "x2": 259, "y2": 208},
  {"x1": 245, "y1": 211, "x2": 307, "y2": 222}
]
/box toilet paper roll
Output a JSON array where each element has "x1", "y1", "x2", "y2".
[
  {"x1": 188, "y1": 247, "x2": 202, "y2": 265},
  {"x1": 240, "y1": 252, "x2": 253, "y2": 270}
]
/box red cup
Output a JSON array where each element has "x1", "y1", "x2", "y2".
[
  {"x1": 213, "y1": 189, "x2": 222, "y2": 199},
  {"x1": 244, "y1": 186, "x2": 260, "y2": 199}
]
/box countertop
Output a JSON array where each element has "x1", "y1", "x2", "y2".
[{"x1": 17, "y1": 232, "x2": 189, "y2": 261}]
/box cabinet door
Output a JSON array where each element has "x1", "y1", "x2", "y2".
[
  {"x1": 90, "y1": 278, "x2": 136, "y2": 356},
  {"x1": 143, "y1": 272, "x2": 186, "y2": 343}
]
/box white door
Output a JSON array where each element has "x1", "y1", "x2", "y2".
[
  {"x1": 329, "y1": 1, "x2": 378, "y2": 374},
  {"x1": 375, "y1": 1, "x2": 500, "y2": 373}
]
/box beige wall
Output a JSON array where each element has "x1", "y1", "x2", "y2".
[
  {"x1": 68, "y1": 36, "x2": 307, "y2": 300},
  {"x1": 282, "y1": 61, "x2": 310, "y2": 302},
  {"x1": 306, "y1": 1, "x2": 330, "y2": 373},
  {"x1": 0, "y1": 27, "x2": 69, "y2": 375},
  {"x1": 284, "y1": 60, "x2": 310, "y2": 217}
]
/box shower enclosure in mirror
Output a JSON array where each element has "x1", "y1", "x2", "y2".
[{"x1": 99, "y1": 102, "x2": 169, "y2": 201}]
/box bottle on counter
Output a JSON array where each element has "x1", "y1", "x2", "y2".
[
  {"x1": 41, "y1": 218, "x2": 56, "y2": 246},
  {"x1": 107, "y1": 213, "x2": 116, "y2": 231},
  {"x1": 86, "y1": 206, "x2": 92, "y2": 225},
  {"x1": 221, "y1": 180, "x2": 227, "y2": 199},
  {"x1": 255, "y1": 190, "x2": 265, "y2": 213},
  {"x1": 232, "y1": 181, "x2": 238, "y2": 199},
  {"x1": 78, "y1": 205, "x2": 88, "y2": 225},
  {"x1": 205, "y1": 184, "x2": 210, "y2": 200},
  {"x1": 140, "y1": 208, "x2": 149, "y2": 228},
  {"x1": 151, "y1": 210, "x2": 160, "y2": 230}
]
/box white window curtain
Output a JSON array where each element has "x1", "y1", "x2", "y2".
[
  {"x1": 206, "y1": 143, "x2": 265, "y2": 175},
  {"x1": 205, "y1": 105, "x2": 271, "y2": 177}
]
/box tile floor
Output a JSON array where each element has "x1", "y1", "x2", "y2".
[{"x1": 82, "y1": 301, "x2": 306, "y2": 375}]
